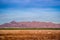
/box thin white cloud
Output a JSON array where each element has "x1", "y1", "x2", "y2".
[{"x1": 0, "y1": 8, "x2": 60, "y2": 24}]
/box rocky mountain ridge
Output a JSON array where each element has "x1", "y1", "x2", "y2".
[{"x1": 0, "y1": 21, "x2": 60, "y2": 28}]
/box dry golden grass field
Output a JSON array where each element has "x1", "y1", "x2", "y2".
[{"x1": 0, "y1": 30, "x2": 60, "y2": 40}]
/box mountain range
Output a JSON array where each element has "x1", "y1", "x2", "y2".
[{"x1": 0, "y1": 21, "x2": 60, "y2": 28}]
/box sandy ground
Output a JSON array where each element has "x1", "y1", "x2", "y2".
[{"x1": 0, "y1": 30, "x2": 60, "y2": 40}]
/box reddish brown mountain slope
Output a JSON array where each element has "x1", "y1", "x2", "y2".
[{"x1": 0, "y1": 21, "x2": 60, "y2": 28}]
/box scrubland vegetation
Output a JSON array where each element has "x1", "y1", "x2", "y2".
[{"x1": 0, "y1": 30, "x2": 60, "y2": 40}]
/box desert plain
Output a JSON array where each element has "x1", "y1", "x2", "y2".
[{"x1": 0, "y1": 30, "x2": 60, "y2": 40}]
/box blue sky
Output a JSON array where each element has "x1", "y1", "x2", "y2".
[{"x1": 0, "y1": 0, "x2": 60, "y2": 24}]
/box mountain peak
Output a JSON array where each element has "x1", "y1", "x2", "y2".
[{"x1": 10, "y1": 21, "x2": 17, "y2": 24}]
